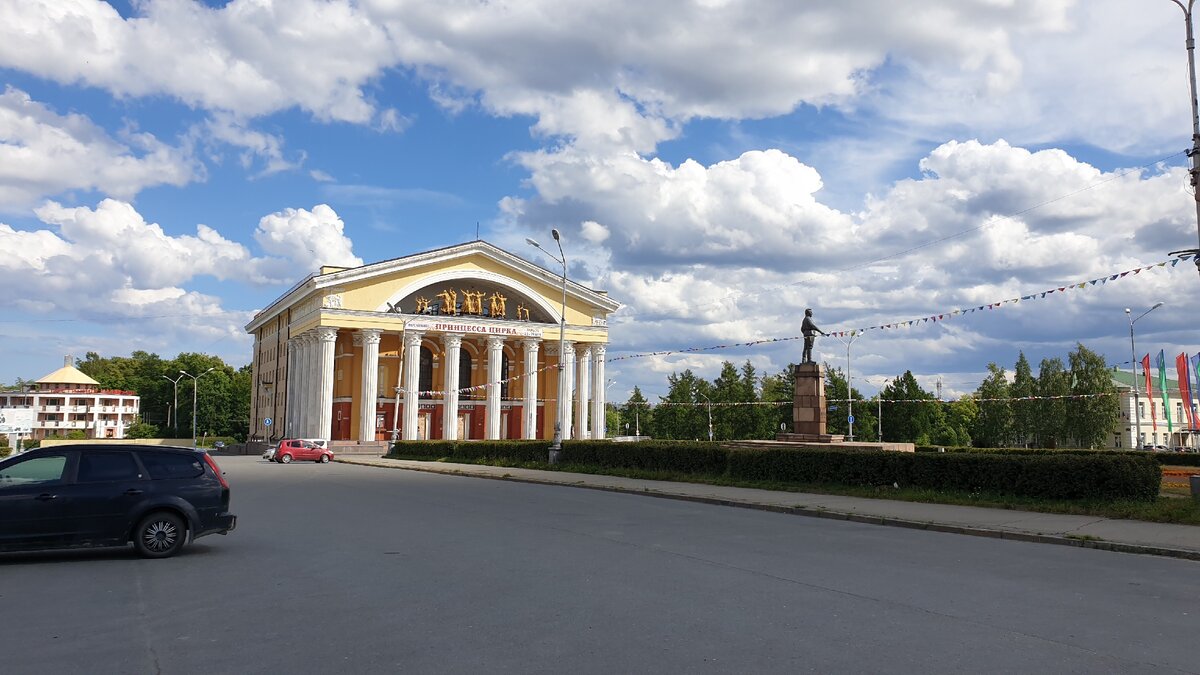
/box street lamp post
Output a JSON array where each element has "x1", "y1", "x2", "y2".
[
  {"x1": 698, "y1": 391, "x2": 714, "y2": 442},
  {"x1": 161, "y1": 373, "x2": 184, "y2": 438},
  {"x1": 1126, "y1": 302, "x2": 1165, "y2": 449},
  {"x1": 180, "y1": 368, "x2": 215, "y2": 448},
  {"x1": 1167, "y1": 0, "x2": 1200, "y2": 275},
  {"x1": 831, "y1": 331, "x2": 860, "y2": 441},
  {"x1": 527, "y1": 230, "x2": 568, "y2": 464}
]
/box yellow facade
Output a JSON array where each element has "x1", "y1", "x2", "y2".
[{"x1": 246, "y1": 241, "x2": 619, "y2": 444}]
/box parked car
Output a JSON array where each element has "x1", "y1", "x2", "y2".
[
  {"x1": 0, "y1": 444, "x2": 236, "y2": 558},
  {"x1": 271, "y1": 439, "x2": 335, "y2": 464},
  {"x1": 263, "y1": 438, "x2": 327, "y2": 462}
]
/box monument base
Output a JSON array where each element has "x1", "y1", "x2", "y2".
[
  {"x1": 769, "y1": 436, "x2": 916, "y2": 453},
  {"x1": 777, "y1": 432, "x2": 844, "y2": 443}
]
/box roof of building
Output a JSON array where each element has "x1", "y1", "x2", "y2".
[{"x1": 35, "y1": 365, "x2": 100, "y2": 386}]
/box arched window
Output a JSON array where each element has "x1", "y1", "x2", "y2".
[
  {"x1": 419, "y1": 347, "x2": 433, "y2": 394},
  {"x1": 459, "y1": 350, "x2": 472, "y2": 394}
]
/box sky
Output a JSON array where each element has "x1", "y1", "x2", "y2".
[{"x1": 1, "y1": 0, "x2": 1199, "y2": 404}]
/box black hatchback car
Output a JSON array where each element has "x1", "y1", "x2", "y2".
[{"x1": 0, "y1": 444, "x2": 236, "y2": 558}]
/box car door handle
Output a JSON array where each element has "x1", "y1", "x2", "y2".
[
  {"x1": 124, "y1": 489, "x2": 144, "y2": 496},
  {"x1": 35, "y1": 493, "x2": 57, "y2": 501}
]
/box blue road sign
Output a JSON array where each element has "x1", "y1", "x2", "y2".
[
  {"x1": 264, "y1": 417, "x2": 273, "y2": 426},
  {"x1": 848, "y1": 415, "x2": 855, "y2": 424}
]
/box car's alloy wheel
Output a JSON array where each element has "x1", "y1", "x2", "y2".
[
  {"x1": 319, "y1": 454, "x2": 330, "y2": 463},
  {"x1": 134, "y1": 511, "x2": 185, "y2": 559},
  {"x1": 280, "y1": 454, "x2": 292, "y2": 464}
]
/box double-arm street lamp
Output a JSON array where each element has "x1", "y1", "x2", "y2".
[
  {"x1": 161, "y1": 373, "x2": 184, "y2": 438},
  {"x1": 180, "y1": 368, "x2": 215, "y2": 448},
  {"x1": 1126, "y1": 302, "x2": 1165, "y2": 448},
  {"x1": 526, "y1": 229, "x2": 568, "y2": 464},
  {"x1": 1167, "y1": 0, "x2": 1200, "y2": 275},
  {"x1": 830, "y1": 331, "x2": 861, "y2": 441}
]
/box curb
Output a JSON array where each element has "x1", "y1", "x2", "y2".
[{"x1": 335, "y1": 457, "x2": 1200, "y2": 562}]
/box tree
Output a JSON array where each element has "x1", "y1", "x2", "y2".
[
  {"x1": 618, "y1": 386, "x2": 652, "y2": 437},
  {"x1": 973, "y1": 363, "x2": 1012, "y2": 448},
  {"x1": 942, "y1": 397, "x2": 977, "y2": 447},
  {"x1": 824, "y1": 365, "x2": 877, "y2": 442},
  {"x1": 127, "y1": 422, "x2": 159, "y2": 439},
  {"x1": 880, "y1": 371, "x2": 938, "y2": 443},
  {"x1": 650, "y1": 370, "x2": 708, "y2": 440},
  {"x1": 760, "y1": 365, "x2": 794, "y2": 437},
  {"x1": 1010, "y1": 352, "x2": 1037, "y2": 447},
  {"x1": 1035, "y1": 357, "x2": 1070, "y2": 448},
  {"x1": 1067, "y1": 343, "x2": 1119, "y2": 448}
]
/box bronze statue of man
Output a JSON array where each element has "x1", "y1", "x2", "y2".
[{"x1": 801, "y1": 308, "x2": 825, "y2": 363}]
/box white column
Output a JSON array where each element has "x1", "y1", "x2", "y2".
[
  {"x1": 285, "y1": 337, "x2": 298, "y2": 437},
  {"x1": 591, "y1": 345, "x2": 606, "y2": 439},
  {"x1": 299, "y1": 332, "x2": 315, "y2": 437},
  {"x1": 316, "y1": 327, "x2": 338, "y2": 441},
  {"x1": 356, "y1": 329, "x2": 383, "y2": 442},
  {"x1": 402, "y1": 331, "x2": 423, "y2": 441},
  {"x1": 575, "y1": 345, "x2": 592, "y2": 439},
  {"x1": 561, "y1": 342, "x2": 575, "y2": 440},
  {"x1": 442, "y1": 334, "x2": 463, "y2": 440},
  {"x1": 522, "y1": 339, "x2": 540, "y2": 439},
  {"x1": 485, "y1": 335, "x2": 505, "y2": 440}
]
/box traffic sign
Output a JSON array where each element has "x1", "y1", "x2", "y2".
[
  {"x1": 264, "y1": 417, "x2": 273, "y2": 427},
  {"x1": 848, "y1": 415, "x2": 855, "y2": 424}
]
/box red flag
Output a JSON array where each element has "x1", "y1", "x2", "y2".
[
  {"x1": 1177, "y1": 353, "x2": 1197, "y2": 429},
  {"x1": 1142, "y1": 354, "x2": 1157, "y2": 431}
]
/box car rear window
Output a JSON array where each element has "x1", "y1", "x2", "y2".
[
  {"x1": 0, "y1": 454, "x2": 68, "y2": 486},
  {"x1": 77, "y1": 452, "x2": 140, "y2": 483},
  {"x1": 140, "y1": 452, "x2": 205, "y2": 480}
]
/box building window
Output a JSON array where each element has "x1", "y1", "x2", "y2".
[
  {"x1": 419, "y1": 347, "x2": 433, "y2": 393},
  {"x1": 459, "y1": 351, "x2": 472, "y2": 393},
  {"x1": 501, "y1": 354, "x2": 510, "y2": 399},
  {"x1": 1139, "y1": 402, "x2": 1145, "y2": 418}
]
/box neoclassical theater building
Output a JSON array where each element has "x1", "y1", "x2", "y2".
[{"x1": 245, "y1": 241, "x2": 620, "y2": 443}]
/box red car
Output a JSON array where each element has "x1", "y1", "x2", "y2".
[{"x1": 272, "y1": 439, "x2": 335, "y2": 464}]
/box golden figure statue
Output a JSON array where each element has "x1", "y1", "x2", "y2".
[
  {"x1": 461, "y1": 289, "x2": 482, "y2": 315},
  {"x1": 488, "y1": 291, "x2": 507, "y2": 318},
  {"x1": 516, "y1": 303, "x2": 530, "y2": 321},
  {"x1": 438, "y1": 289, "x2": 458, "y2": 315},
  {"x1": 414, "y1": 296, "x2": 431, "y2": 314}
]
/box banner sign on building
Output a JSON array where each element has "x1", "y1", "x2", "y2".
[
  {"x1": 0, "y1": 407, "x2": 35, "y2": 434},
  {"x1": 406, "y1": 319, "x2": 543, "y2": 338}
]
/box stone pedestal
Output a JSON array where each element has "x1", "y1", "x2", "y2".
[{"x1": 792, "y1": 363, "x2": 827, "y2": 436}]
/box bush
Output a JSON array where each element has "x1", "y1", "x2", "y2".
[
  {"x1": 914, "y1": 445, "x2": 1200, "y2": 467},
  {"x1": 727, "y1": 448, "x2": 1160, "y2": 501},
  {"x1": 22, "y1": 439, "x2": 40, "y2": 450},
  {"x1": 387, "y1": 440, "x2": 1160, "y2": 502}
]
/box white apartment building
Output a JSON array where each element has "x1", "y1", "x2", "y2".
[
  {"x1": 0, "y1": 356, "x2": 140, "y2": 444},
  {"x1": 1111, "y1": 370, "x2": 1198, "y2": 449}
]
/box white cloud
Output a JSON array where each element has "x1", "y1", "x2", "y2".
[
  {"x1": 0, "y1": 86, "x2": 200, "y2": 211},
  {"x1": 199, "y1": 113, "x2": 304, "y2": 176},
  {"x1": 253, "y1": 204, "x2": 363, "y2": 276},
  {"x1": 0, "y1": 0, "x2": 394, "y2": 124}
]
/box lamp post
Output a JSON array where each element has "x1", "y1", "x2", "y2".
[
  {"x1": 526, "y1": 230, "x2": 568, "y2": 464},
  {"x1": 698, "y1": 391, "x2": 714, "y2": 442},
  {"x1": 161, "y1": 373, "x2": 184, "y2": 438},
  {"x1": 830, "y1": 331, "x2": 860, "y2": 441},
  {"x1": 1167, "y1": 0, "x2": 1200, "y2": 275},
  {"x1": 180, "y1": 368, "x2": 215, "y2": 448},
  {"x1": 1126, "y1": 302, "x2": 1164, "y2": 449}
]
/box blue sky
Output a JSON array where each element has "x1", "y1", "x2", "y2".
[{"x1": 1, "y1": 0, "x2": 1199, "y2": 403}]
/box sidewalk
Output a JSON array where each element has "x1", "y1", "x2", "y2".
[{"x1": 337, "y1": 456, "x2": 1200, "y2": 561}]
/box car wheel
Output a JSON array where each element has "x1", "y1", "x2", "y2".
[
  {"x1": 134, "y1": 511, "x2": 186, "y2": 559},
  {"x1": 319, "y1": 454, "x2": 330, "y2": 463},
  {"x1": 280, "y1": 453, "x2": 292, "y2": 464}
]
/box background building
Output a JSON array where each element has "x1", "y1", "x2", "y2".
[
  {"x1": 1111, "y1": 370, "x2": 1198, "y2": 449},
  {"x1": 0, "y1": 355, "x2": 140, "y2": 445},
  {"x1": 245, "y1": 241, "x2": 620, "y2": 443}
]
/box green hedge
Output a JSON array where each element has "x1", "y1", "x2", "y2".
[
  {"x1": 389, "y1": 440, "x2": 1162, "y2": 502},
  {"x1": 728, "y1": 448, "x2": 1160, "y2": 501},
  {"x1": 915, "y1": 445, "x2": 1200, "y2": 467}
]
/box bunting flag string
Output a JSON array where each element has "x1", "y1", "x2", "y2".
[
  {"x1": 606, "y1": 254, "x2": 1193, "y2": 363},
  {"x1": 615, "y1": 392, "x2": 1116, "y2": 409}
]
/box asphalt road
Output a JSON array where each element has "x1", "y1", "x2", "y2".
[{"x1": 2, "y1": 456, "x2": 1198, "y2": 674}]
